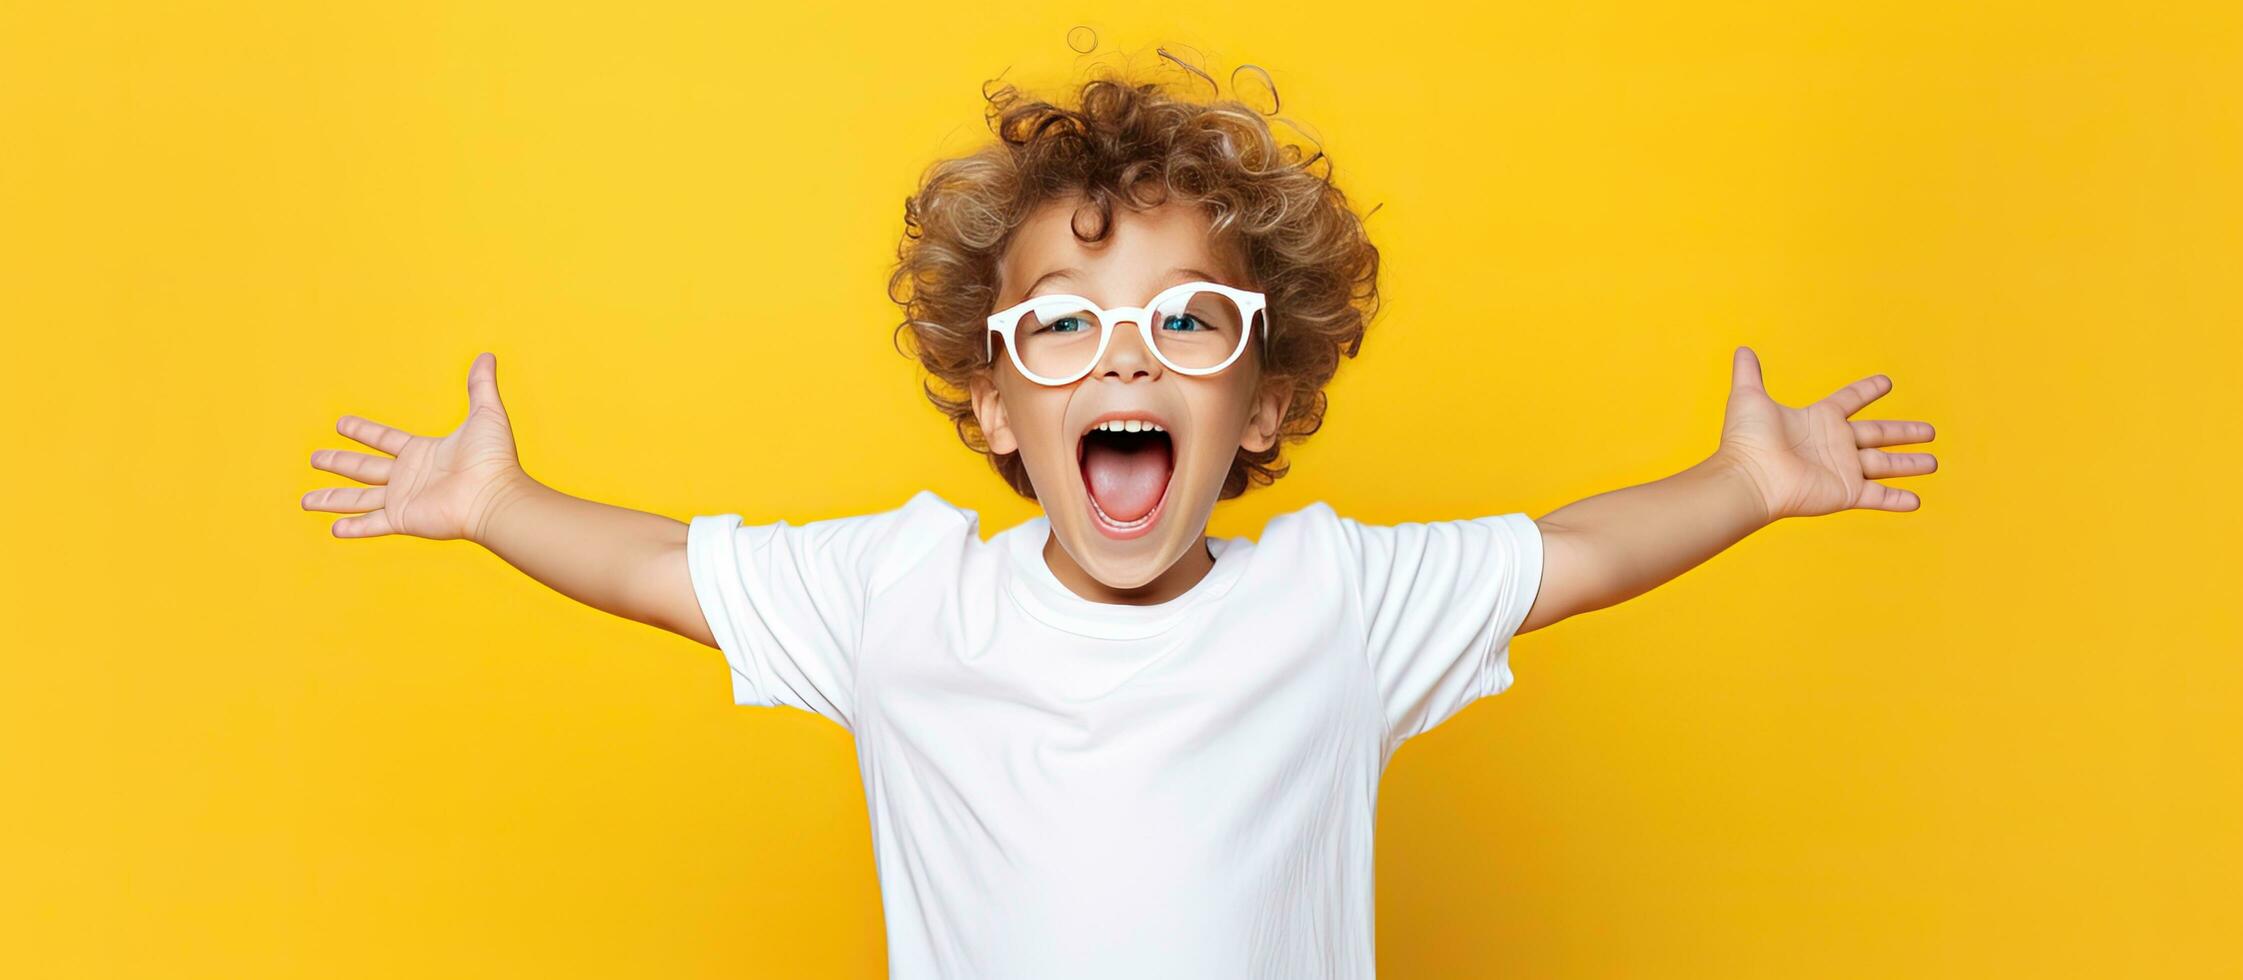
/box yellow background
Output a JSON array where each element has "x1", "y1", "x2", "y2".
[{"x1": 4, "y1": 2, "x2": 2237, "y2": 976}]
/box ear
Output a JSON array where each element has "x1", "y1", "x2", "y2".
[
  {"x1": 1239, "y1": 375, "x2": 1293, "y2": 453},
  {"x1": 968, "y1": 371, "x2": 1019, "y2": 455}
]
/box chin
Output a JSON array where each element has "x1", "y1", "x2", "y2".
[
  {"x1": 1040, "y1": 461, "x2": 1220, "y2": 592},
  {"x1": 1056, "y1": 490, "x2": 1212, "y2": 591}
]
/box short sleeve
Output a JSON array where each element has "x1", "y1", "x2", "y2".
[
  {"x1": 685, "y1": 489, "x2": 971, "y2": 731},
  {"x1": 1334, "y1": 510, "x2": 1546, "y2": 748}
]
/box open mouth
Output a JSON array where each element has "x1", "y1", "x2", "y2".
[{"x1": 1077, "y1": 420, "x2": 1177, "y2": 540}]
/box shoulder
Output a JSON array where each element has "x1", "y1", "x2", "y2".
[
  {"x1": 1257, "y1": 499, "x2": 1380, "y2": 546},
  {"x1": 896, "y1": 488, "x2": 978, "y2": 524},
  {"x1": 690, "y1": 490, "x2": 983, "y2": 596},
  {"x1": 1247, "y1": 500, "x2": 1352, "y2": 562},
  {"x1": 1254, "y1": 502, "x2": 1542, "y2": 570},
  {"x1": 1258, "y1": 499, "x2": 1343, "y2": 535},
  {"x1": 780, "y1": 488, "x2": 978, "y2": 533},
  {"x1": 852, "y1": 490, "x2": 982, "y2": 593}
]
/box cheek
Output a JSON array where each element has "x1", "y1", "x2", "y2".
[
  {"x1": 1004, "y1": 392, "x2": 1072, "y2": 465},
  {"x1": 1182, "y1": 386, "x2": 1261, "y2": 470}
]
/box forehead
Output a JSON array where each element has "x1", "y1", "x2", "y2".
[{"x1": 997, "y1": 197, "x2": 1243, "y2": 303}]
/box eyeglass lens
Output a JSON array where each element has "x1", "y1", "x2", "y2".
[{"x1": 1014, "y1": 287, "x2": 1249, "y2": 379}]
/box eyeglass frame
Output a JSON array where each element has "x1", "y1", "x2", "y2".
[{"x1": 985, "y1": 280, "x2": 1270, "y2": 387}]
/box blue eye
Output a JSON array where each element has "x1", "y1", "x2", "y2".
[
  {"x1": 1161, "y1": 314, "x2": 1204, "y2": 332},
  {"x1": 1039, "y1": 316, "x2": 1091, "y2": 334}
]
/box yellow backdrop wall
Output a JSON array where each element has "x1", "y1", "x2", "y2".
[{"x1": 3, "y1": 2, "x2": 2237, "y2": 976}]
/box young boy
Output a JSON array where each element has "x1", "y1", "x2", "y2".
[{"x1": 300, "y1": 70, "x2": 1938, "y2": 979}]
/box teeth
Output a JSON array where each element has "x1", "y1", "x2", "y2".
[{"x1": 1090, "y1": 419, "x2": 1166, "y2": 434}]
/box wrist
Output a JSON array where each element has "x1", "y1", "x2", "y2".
[
  {"x1": 1702, "y1": 449, "x2": 1779, "y2": 529},
  {"x1": 466, "y1": 468, "x2": 546, "y2": 548}
]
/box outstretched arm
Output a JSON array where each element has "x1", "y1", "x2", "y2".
[
  {"x1": 1516, "y1": 346, "x2": 1940, "y2": 635},
  {"x1": 300, "y1": 353, "x2": 715, "y2": 647}
]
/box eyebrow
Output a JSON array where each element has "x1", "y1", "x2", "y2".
[{"x1": 1021, "y1": 266, "x2": 1227, "y2": 300}]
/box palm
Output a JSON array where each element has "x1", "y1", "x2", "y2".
[
  {"x1": 1716, "y1": 347, "x2": 1939, "y2": 521},
  {"x1": 301, "y1": 352, "x2": 525, "y2": 540}
]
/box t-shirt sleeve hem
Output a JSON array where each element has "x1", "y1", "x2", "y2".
[
  {"x1": 685, "y1": 513, "x2": 780, "y2": 708},
  {"x1": 1476, "y1": 511, "x2": 1545, "y2": 701}
]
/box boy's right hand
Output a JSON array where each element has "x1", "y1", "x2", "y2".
[{"x1": 303, "y1": 352, "x2": 531, "y2": 543}]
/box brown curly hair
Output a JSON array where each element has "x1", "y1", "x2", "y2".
[{"x1": 887, "y1": 57, "x2": 1382, "y2": 501}]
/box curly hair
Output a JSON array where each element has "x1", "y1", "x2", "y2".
[{"x1": 886, "y1": 58, "x2": 1382, "y2": 501}]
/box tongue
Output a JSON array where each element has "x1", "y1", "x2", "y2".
[{"x1": 1082, "y1": 435, "x2": 1173, "y2": 523}]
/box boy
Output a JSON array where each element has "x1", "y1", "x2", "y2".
[{"x1": 300, "y1": 70, "x2": 1938, "y2": 978}]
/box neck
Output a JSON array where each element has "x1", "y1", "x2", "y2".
[{"x1": 1041, "y1": 528, "x2": 1215, "y2": 605}]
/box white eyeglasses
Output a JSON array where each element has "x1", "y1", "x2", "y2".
[{"x1": 986, "y1": 280, "x2": 1269, "y2": 386}]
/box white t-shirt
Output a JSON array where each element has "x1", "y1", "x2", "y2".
[{"x1": 686, "y1": 490, "x2": 1544, "y2": 979}]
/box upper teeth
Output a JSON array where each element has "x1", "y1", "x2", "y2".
[{"x1": 1093, "y1": 419, "x2": 1164, "y2": 433}]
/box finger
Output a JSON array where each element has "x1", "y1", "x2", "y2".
[
  {"x1": 310, "y1": 448, "x2": 394, "y2": 485},
  {"x1": 1855, "y1": 481, "x2": 1921, "y2": 512},
  {"x1": 1850, "y1": 418, "x2": 1936, "y2": 448},
  {"x1": 337, "y1": 414, "x2": 411, "y2": 455},
  {"x1": 1731, "y1": 346, "x2": 1765, "y2": 393},
  {"x1": 1859, "y1": 448, "x2": 1937, "y2": 480},
  {"x1": 1823, "y1": 373, "x2": 1892, "y2": 417},
  {"x1": 332, "y1": 510, "x2": 397, "y2": 538},
  {"x1": 467, "y1": 351, "x2": 507, "y2": 416},
  {"x1": 301, "y1": 485, "x2": 386, "y2": 514}
]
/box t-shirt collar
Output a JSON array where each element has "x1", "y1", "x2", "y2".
[{"x1": 1001, "y1": 516, "x2": 1253, "y2": 639}]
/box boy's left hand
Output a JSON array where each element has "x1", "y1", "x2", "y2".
[{"x1": 1713, "y1": 346, "x2": 1939, "y2": 523}]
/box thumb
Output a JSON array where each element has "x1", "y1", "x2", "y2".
[
  {"x1": 467, "y1": 351, "x2": 507, "y2": 415},
  {"x1": 1731, "y1": 345, "x2": 1765, "y2": 394}
]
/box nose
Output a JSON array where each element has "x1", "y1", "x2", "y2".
[{"x1": 1094, "y1": 310, "x2": 1163, "y2": 382}]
